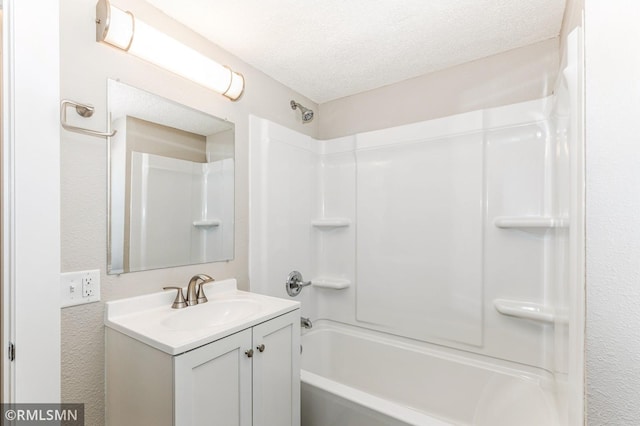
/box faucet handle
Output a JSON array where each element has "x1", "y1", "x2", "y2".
[
  {"x1": 196, "y1": 283, "x2": 209, "y2": 304},
  {"x1": 286, "y1": 271, "x2": 312, "y2": 297},
  {"x1": 163, "y1": 286, "x2": 187, "y2": 309}
]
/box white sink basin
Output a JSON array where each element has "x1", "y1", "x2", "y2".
[
  {"x1": 105, "y1": 278, "x2": 299, "y2": 355},
  {"x1": 161, "y1": 299, "x2": 262, "y2": 331}
]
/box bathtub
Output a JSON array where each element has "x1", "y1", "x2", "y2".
[{"x1": 300, "y1": 321, "x2": 560, "y2": 426}]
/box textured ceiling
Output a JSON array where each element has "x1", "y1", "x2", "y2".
[{"x1": 145, "y1": 0, "x2": 566, "y2": 103}]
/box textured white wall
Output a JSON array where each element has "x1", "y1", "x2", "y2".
[{"x1": 585, "y1": 1, "x2": 640, "y2": 424}]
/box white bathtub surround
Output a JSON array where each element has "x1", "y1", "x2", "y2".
[
  {"x1": 250, "y1": 96, "x2": 563, "y2": 367},
  {"x1": 250, "y1": 28, "x2": 584, "y2": 422},
  {"x1": 301, "y1": 321, "x2": 559, "y2": 426}
]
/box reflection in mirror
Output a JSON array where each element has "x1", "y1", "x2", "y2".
[{"x1": 107, "y1": 79, "x2": 234, "y2": 274}]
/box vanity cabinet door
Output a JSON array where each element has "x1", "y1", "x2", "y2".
[
  {"x1": 174, "y1": 329, "x2": 253, "y2": 426},
  {"x1": 252, "y1": 311, "x2": 301, "y2": 426}
]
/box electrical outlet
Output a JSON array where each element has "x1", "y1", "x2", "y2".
[
  {"x1": 61, "y1": 269, "x2": 101, "y2": 308},
  {"x1": 82, "y1": 275, "x2": 96, "y2": 297}
]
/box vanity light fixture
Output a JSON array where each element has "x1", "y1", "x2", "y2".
[{"x1": 95, "y1": 0, "x2": 244, "y2": 101}]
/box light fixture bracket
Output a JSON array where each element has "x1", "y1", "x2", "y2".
[{"x1": 95, "y1": 0, "x2": 111, "y2": 43}]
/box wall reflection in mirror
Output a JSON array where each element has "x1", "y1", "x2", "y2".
[{"x1": 107, "y1": 79, "x2": 234, "y2": 274}]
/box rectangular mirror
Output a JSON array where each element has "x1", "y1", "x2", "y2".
[{"x1": 107, "y1": 79, "x2": 234, "y2": 274}]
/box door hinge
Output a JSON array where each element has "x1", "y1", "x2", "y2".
[{"x1": 8, "y1": 342, "x2": 15, "y2": 361}]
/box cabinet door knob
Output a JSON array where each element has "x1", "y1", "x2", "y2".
[
  {"x1": 245, "y1": 349, "x2": 254, "y2": 358},
  {"x1": 256, "y1": 344, "x2": 265, "y2": 353}
]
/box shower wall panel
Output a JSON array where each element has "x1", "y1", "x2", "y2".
[
  {"x1": 312, "y1": 142, "x2": 357, "y2": 322},
  {"x1": 483, "y1": 123, "x2": 551, "y2": 366},
  {"x1": 355, "y1": 134, "x2": 484, "y2": 346},
  {"x1": 249, "y1": 118, "x2": 319, "y2": 317}
]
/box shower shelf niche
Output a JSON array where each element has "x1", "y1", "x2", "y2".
[
  {"x1": 311, "y1": 277, "x2": 351, "y2": 289},
  {"x1": 192, "y1": 219, "x2": 221, "y2": 228},
  {"x1": 493, "y1": 216, "x2": 568, "y2": 229},
  {"x1": 493, "y1": 299, "x2": 560, "y2": 324},
  {"x1": 311, "y1": 218, "x2": 351, "y2": 228}
]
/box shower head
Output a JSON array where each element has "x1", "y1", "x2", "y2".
[{"x1": 290, "y1": 100, "x2": 314, "y2": 123}]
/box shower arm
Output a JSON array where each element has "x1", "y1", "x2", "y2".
[{"x1": 290, "y1": 99, "x2": 314, "y2": 123}]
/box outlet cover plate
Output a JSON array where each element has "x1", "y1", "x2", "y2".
[{"x1": 61, "y1": 269, "x2": 101, "y2": 308}]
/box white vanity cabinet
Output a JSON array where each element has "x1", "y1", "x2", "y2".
[
  {"x1": 106, "y1": 309, "x2": 300, "y2": 426},
  {"x1": 174, "y1": 311, "x2": 300, "y2": 426}
]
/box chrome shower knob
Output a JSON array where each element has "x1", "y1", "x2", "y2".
[{"x1": 286, "y1": 270, "x2": 312, "y2": 297}]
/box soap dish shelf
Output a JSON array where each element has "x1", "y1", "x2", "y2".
[
  {"x1": 311, "y1": 218, "x2": 351, "y2": 228},
  {"x1": 193, "y1": 219, "x2": 221, "y2": 228},
  {"x1": 493, "y1": 216, "x2": 568, "y2": 229},
  {"x1": 493, "y1": 299, "x2": 560, "y2": 324},
  {"x1": 311, "y1": 278, "x2": 351, "y2": 289}
]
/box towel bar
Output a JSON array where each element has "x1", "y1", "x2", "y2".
[{"x1": 60, "y1": 99, "x2": 116, "y2": 138}]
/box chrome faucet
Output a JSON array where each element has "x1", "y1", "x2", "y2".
[
  {"x1": 301, "y1": 317, "x2": 313, "y2": 329},
  {"x1": 186, "y1": 274, "x2": 215, "y2": 306}
]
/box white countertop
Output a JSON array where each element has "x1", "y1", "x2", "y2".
[{"x1": 105, "y1": 278, "x2": 300, "y2": 355}]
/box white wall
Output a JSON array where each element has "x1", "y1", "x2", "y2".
[
  {"x1": 60, "y1": 1, "x2": 317, "y2": 424},
  {"x1": 585, "y1": 1, "x2": 640, "y2": 424},
  {"x1": 318, "y1": 38, "x2": 559, "y2": 140}
]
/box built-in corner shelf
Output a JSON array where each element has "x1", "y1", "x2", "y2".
[
  {"x1": 311, "y1": 277, "x2": 351, "y2": 290},
  {"x1": 493, "y1": 299, "x2": 556, "y2": 324},
  {"x1": 311, "y1": 218, "x2": 351, "y2": 228},
  {"x1": 493, "y1": 216, "x2": 568, "y2": 229},
  {"x1": 192, "y1": 219, "x2": 221, "y2": 229}
]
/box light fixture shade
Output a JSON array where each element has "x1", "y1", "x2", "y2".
[{"x1": 96, "y1": 0, "x2": 244, "y2": 101}]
